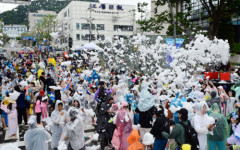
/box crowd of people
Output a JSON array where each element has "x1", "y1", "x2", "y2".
[{"x1": 1, "y1": 50, "x2": 240, "y2": 150}]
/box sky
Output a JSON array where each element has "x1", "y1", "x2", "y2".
[{"x1": 0, "y1": 0, "x2": 151, "y2": 14}]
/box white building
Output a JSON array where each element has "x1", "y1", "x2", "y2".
[
  {"x1": 3, "y1": 24, "x2": 27, "y2": 38},
  {"x1": 55, "y1": 1, "x2": 136, "y2": 48},
  {"x1": 28, "y1": 10, "x2": 57, "y2": 31}
]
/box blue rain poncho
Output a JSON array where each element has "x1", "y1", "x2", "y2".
[
  {"x1": 138, "y1": 82, "x2": 154, "y2": 112},
  {"x1": 51, "y1": 100, "x2": 68, "y2": 149},
  {"x1": 24, "y1": 115, "x2": 51, "y2": 150},
  {"x1": 64, "y1": 107, "x2": 85, "y2": 149}
]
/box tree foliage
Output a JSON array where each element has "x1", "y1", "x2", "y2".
[
  {"x1": 199, "y1": 0, "x2": 240, "y2": 39},
  {"x1": 0, "y1": 0, "x2": 99, "y2": 25},
  {"x1": 31, "y1": 14, "x2": 57, "y2": 44}
]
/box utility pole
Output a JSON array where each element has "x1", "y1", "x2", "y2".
[
  {"x1": 88, "y1": 4, "x2": 94, "y2": 42},
  {"x1": 167, "y1": 0, "x2": 176, "y2": 44},
  {"x1": 130, "y1": 9, "x2": 136, "y2": 35}
]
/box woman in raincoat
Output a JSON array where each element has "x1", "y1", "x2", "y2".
[
  {"x1": 113, "y1": 102, "x2": 133, "y2": 150},
  {"x1": 208, "y1": 103, "x2": 228, "y2": 150},
  {"x1": 135, "y1": 82, "x2": 156, "y2": 140},
  {"x1": 127, "y1": 129, "x2": 144, "y2": 150},
  {"x1": 0, "y1": 97, "x2": 18, "y2": 137},
  {"x1": 24, "y1": 115, "x2": 51, "y2": 150},
  {"x1": 191, "y1": 102, "x2": 215, "y2": 150},
  {"x1": 51, "y1": 100, "x2": 68, "y2": 150},
  {"x1": 63, "y1": 107, "x2": 85, "y2": 150}
]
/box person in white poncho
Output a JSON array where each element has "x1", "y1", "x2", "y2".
[
  {"x1": 24, "y1": 115, "x2": 51, "y2": 150},
  {"x1": 191, "y1": 102, "x2": 215, "y2": 150},
  {"x1": 51, "y1": 100, "x2": 68, "y2": 150},
  {"x1": 63, "y1": 107, "x2": 85, "y2": 150}
]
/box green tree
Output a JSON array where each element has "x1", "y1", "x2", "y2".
[
  {"x1": 32, "y1": 14, "x2": 57, "y2": 45},
  {"x1": 199, "y1": 0, "x2": 240, "y2": 39}
]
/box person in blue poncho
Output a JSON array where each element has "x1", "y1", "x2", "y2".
[
  {"x1": 135, "y1": 82, "x2": 157, "y2": 140},
  {"x1": 170, "y1": 93, "x2": 186, "y2": 124},
  {"x1": 126, "y1": 92, "x2": 138, "y2": 125}
]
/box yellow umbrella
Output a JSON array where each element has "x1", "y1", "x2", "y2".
[{"x1": 37, "y1": 68, "x2": 44, "y2": 79}]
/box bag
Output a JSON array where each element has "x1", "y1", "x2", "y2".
[{"x1": 179, "y1": 121, "x2": 199, "y2": 150}]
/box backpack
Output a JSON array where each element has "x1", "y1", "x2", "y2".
[{"x1": 179, "y1": 120, "x2": 199, "y2": 150}]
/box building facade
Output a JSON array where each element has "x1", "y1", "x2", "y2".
[
  {"x1": 28, "y1": 10, "x2": 57, "y2": 31},
  {"x1": 151, "y1": 0, "x2": 240, "y2": 42},
  {"x1": 55, "y1": 1, "x2": 136, "y2": 48},
  {"x1": 3, "y1": 24, "x2": 27, "y2": 38}
]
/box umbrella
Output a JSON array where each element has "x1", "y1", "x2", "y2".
[{"x1": 82, "y1": 42, "x2": 103, "y2": 51}]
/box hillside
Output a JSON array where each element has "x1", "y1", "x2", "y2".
[{"x1": 0, "y1": 0, "x2": 99, "y2": 26}]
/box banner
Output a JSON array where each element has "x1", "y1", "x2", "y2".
[{"x1": 165, "y1": 38, "x2": 185, "y2": 67}]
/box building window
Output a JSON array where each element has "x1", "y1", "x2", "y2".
[
  {"x1": 97, "y1": 24, "x2": 105, "y2": 30},
  {"x1": 64, "y1": 11, "x2": 67, "y2": 17},
  {"x1": 81, "y1": 34, "x2": 95, "y2": 41},
  {"x1": 76, "y1": 34, "x2": 80, "y2": 41},
  {"x1": 97, "y1": 35, "x2": 105, "y2": 40},
  {"x1": 114, "y1": 35, "x2": 129, "y2": 40},
  {"x1": 114, "y1": 25, "x2": 133, "y2": 31},
  {"x1": 81, "y1": 23, "x2": 95, "y2": 30},
  {"x1": 76, "y1": 23, "x2": 80, "y2": 30}
]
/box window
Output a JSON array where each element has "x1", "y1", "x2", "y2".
[
  {"x1": 97, "y1": 35, "x2": 105, "y2": 40},
  {"x1": 114, "y1": 35, "x2": 128, "y2": 40},
  {"x1": 97, "y1": 24, "x2": 105, "y2": 30},
  {"x1": 81, "y1": 34, "x2": 95, "y2": 41},
  {"x1": 81, "y1": 23, "x2": 95, "y2": 30},
  {"x1": 114, "y1": 25, "x2": 133, "y2": 31},
  {"x1": 64, "y1": 11, "x2": 67, "y2": 17},
  {"x1": 76, "y1": 23, "x2": 80, "y2": 30},
  {"x1": 76, "y1": 34, "x2": 80, "y2": 41}
]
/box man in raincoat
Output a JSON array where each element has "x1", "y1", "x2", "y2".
[
  {"x1": 208, "y1": 103, "x2": 228, "y2": 150},
  {"x1": 24, "y1": 115, "x2": 51, "y2": 150},
  {"x1": 51, "y1": 100, "x2": 68, "y2": 150}
]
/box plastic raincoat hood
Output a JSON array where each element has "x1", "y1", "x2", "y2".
[
  {"x1": 127, "y1": 129, "x2": 144, "y2": 150},
  {"x1": 138, "y1": 82, "x2": 154, "y2": 112}
]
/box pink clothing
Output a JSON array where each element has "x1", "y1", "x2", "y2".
[
  {"x1": 1, "y1": 103, "x2": 18, "y2": 135},
  {"x1": 35, "y1": 100, "x2": 41, "y2": 113},
  {"x1": 113, "y1": 109, "x2": 133, "y2": 150},
  {"x1": 41, "y1": 102, "x2": 48, "y2": 119}
]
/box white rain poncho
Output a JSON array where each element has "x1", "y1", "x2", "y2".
[
  {"x1": 72, "y1": 98, "x2": 85, "y2": 118},
  {"x1": 24, "y1": 115, "x2": 51, "y2": 150},
  {"x1": 64, "y1": 107, "x2": 85, "y2": 149},
  {"x1": 51, "y1": 100, "x2": 68, "y2": 149},
  {"x1": 191, "y1": 102, "x2": 214, "y2": 150}
]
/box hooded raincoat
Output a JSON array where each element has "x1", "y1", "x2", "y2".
[
  {"x1": 191, "y1": 102, "x2": 214, "y2": 150},
  {"x1": 24, "y1": 116, "x2": 51, "y2": 150},
  {"x1": 127, "y1": 129, "x2": 144, "y2": 150},
  {"x1": 208, "y1": 103, "x2": 228, "y2": 150},
  {"x1": 114, "y1": 108, "x2": 133, "y2": 150},
  {"x1": 207, "y1": 91, "x2": 221, "y2": 108},
  {"x1": 65, "y1": 108, "x2": 85, "y2": 150},
  {"x1": 51, "y1": 100, "x2": 68, "y2": 149}
]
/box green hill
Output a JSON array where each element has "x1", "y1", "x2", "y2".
[{"x1": 0, "y1": 0, "x2": 99, "y2": 26}]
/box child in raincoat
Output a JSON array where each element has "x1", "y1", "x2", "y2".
[
  {"x1": 127, "y1": 129, "x2": 144, "y2": 150},
  {"x1": 0, "y1": 97, "x2": 18, "y2": 137}
]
